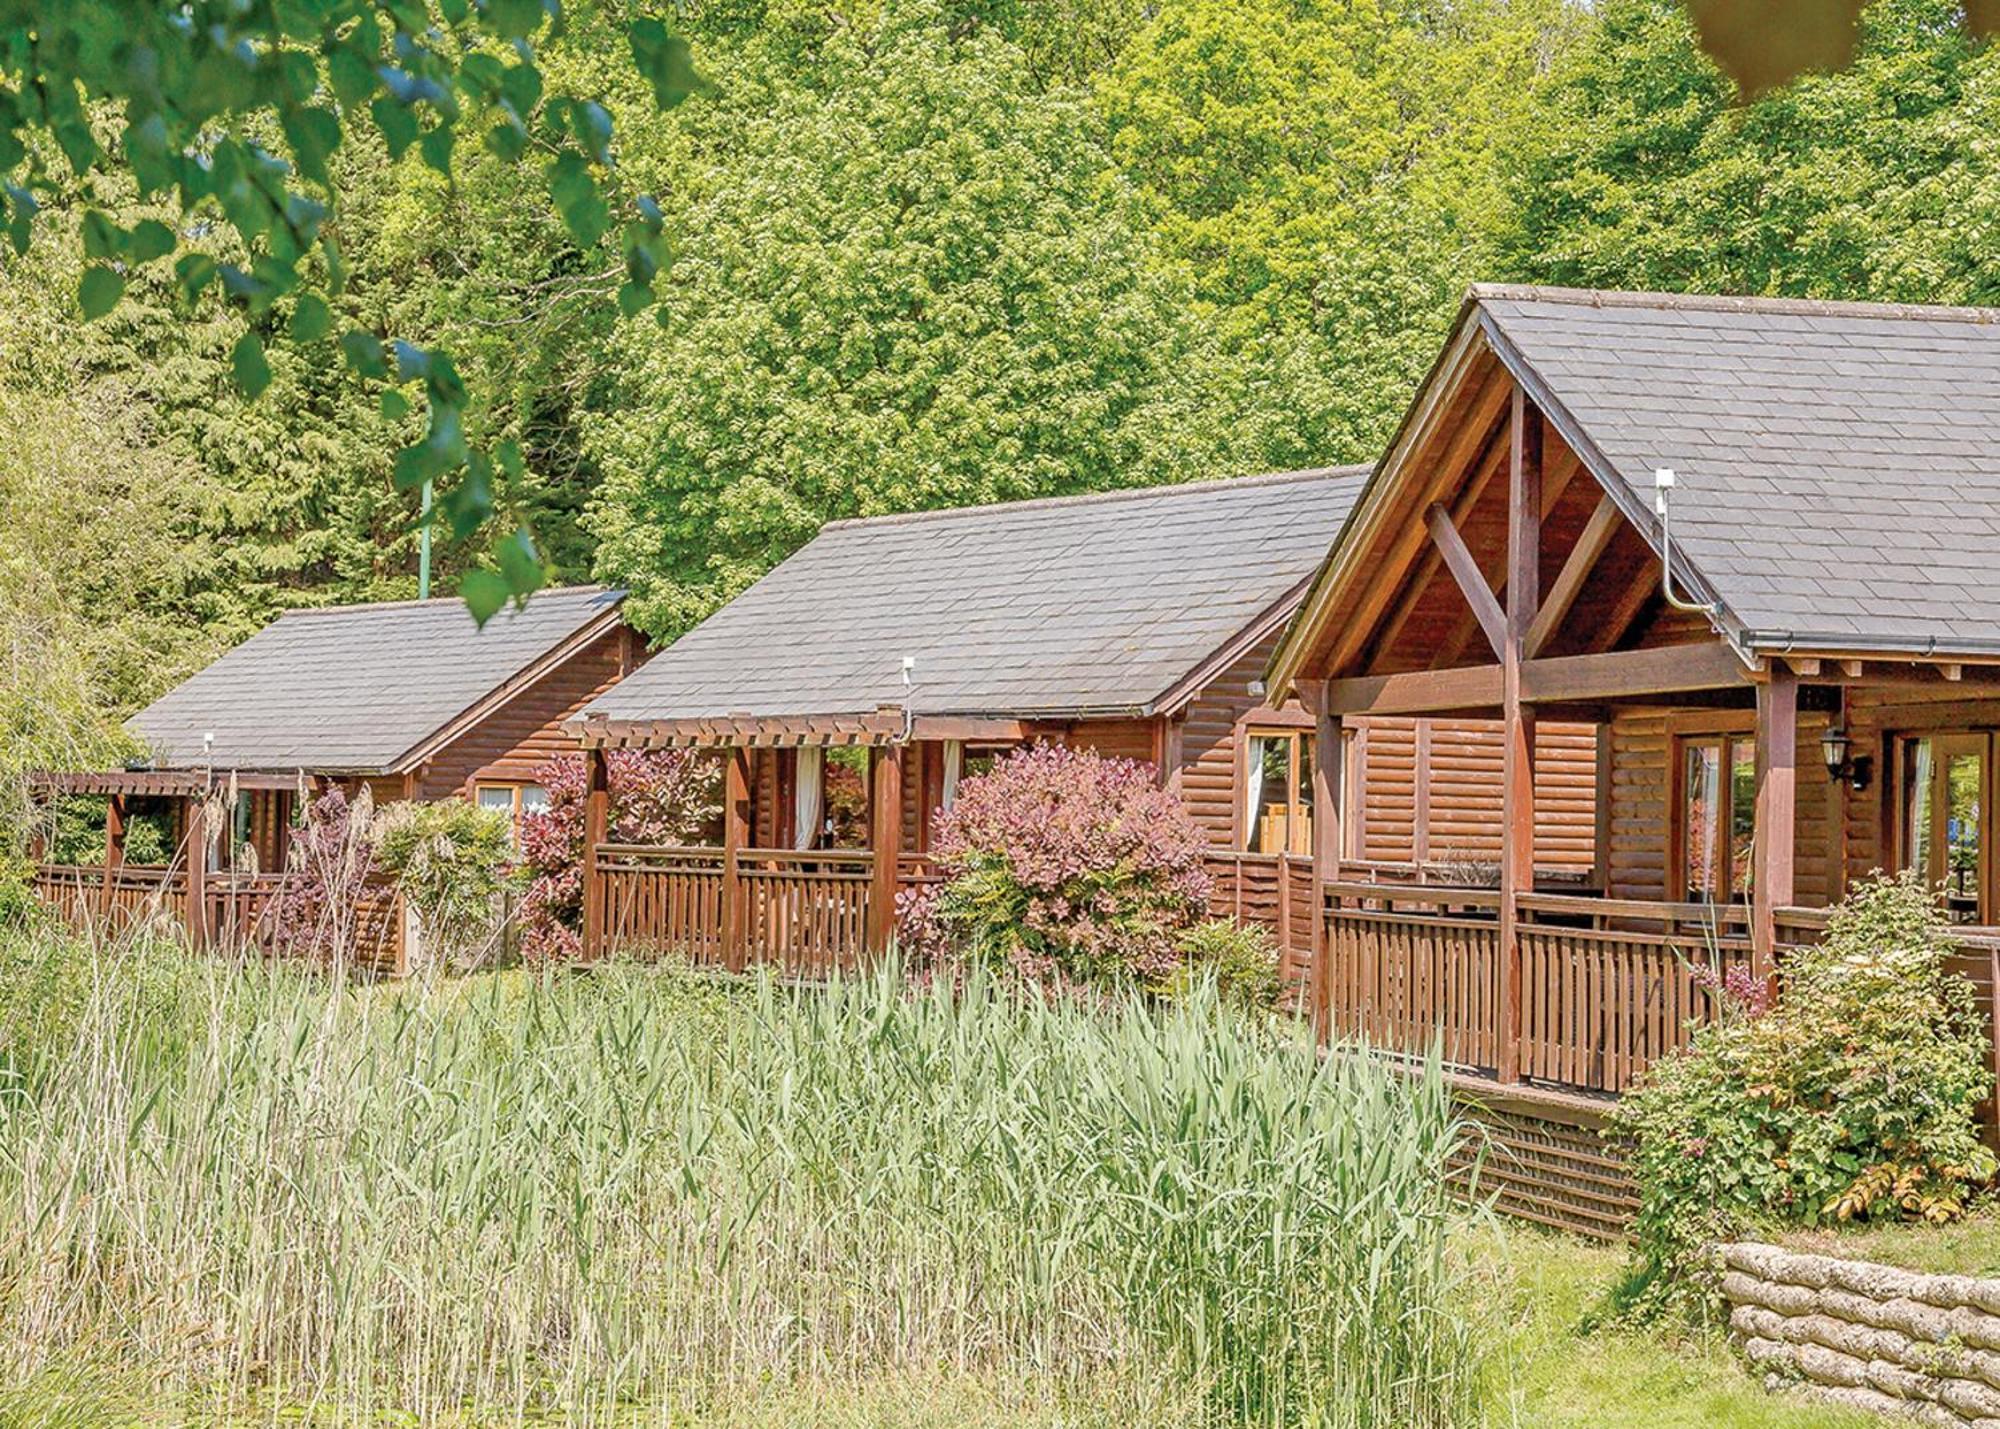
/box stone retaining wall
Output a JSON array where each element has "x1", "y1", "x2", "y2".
[{"x1": 1722, "y1": 1242, "x2": 2000, "y2": 1425}]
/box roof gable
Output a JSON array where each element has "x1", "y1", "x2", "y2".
[
  {"x1": 1482, "y1": 286, "x2": 2000, "y2": 657},
  {"x1": 1272, "y1": 286, "x2": 2000, "y2": 694},
  {"x1": 589, "y1": 470, "x2": 1367, "y2": 726},
  {"x1": 129, "y1": 586, "x2": 625, "y2": 773}
]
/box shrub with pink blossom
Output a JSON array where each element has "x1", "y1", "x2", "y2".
[
  {"x1": 517, "y1": 749, "x2": 720, "y2": 961},
  {"x1": 269, "y1": 787, "x2": 379, "y2": 965},
  {"x1": 916, "y1": 743, "x2": 1210, "y2": 991}
]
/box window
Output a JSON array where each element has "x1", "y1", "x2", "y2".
[
  {"x1": 1243, "y1": 728, "x2": 1314, "y2": 855},
  {"x1": 1898, "y1": 733, "x2": 1988, "y2": 924},
  {"x1": 1678, "y1": 733, "x2": 1755, "y2": 901},
  {"x1": 474, "y1": 782, "x2": 549, "y2": 833}
]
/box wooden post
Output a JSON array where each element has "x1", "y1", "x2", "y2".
[
  {"x1": 1159, "y1": 716, "x2": 1185, "y2": 797},
  {"x1": 916, "y1": 741, "x2": 940, "y2": 854},
  {"x1": 869, "y1": 743, "x2": 905, "y2": 950},
  {"x1": 1752, "y1": 670, "x2": 1798, "y2": 976},
  {"x1": 100, "y1": 792, "x2": 127, "y2": 918},
  {"x1": 1498, "y1": 388, "x2": 1541, "y2": 1085},
  {"x1": 1591, "y1": 721, "x2": 1614, "y2": 893},
  {"x1": 1309, "y1": 696, "x2": 1343, "y2": 1041},
  {"x1": 721, "y1": 746, "x2": 749, "y2": 969},
  {"x1": 580, "y1": 747, "x2": 611, "y2": 961},
  {"x1": 183, "y1": 794, "x2": 210, "y2": 950}
]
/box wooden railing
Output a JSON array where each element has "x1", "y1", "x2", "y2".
[
  {"x1": 1206, "y1": 852, "x2": 1314, "y2": 987},
  {"x1": 1515, "y1": 892, "x2": 1751, "y2": 1094},
  {"x1": 740, "y1": 849, "x2": 874, "y2": 977},
  {"x1": 598, "y1": 843, "x2": 727, "y2": 963},
  {"x1": 32, "y1": 863, "x2": 405, "y2": 974},
  {"x1": 205, "y1": 871, "x2": 295, "y2": 951},
  {"x1": 1322, "y1": 882, "x2": 1504, "y2": 1074},
  {"x1": 1321, "y1": 882, "x2": 1754, "y2": 1097},
  {"x1": 32, "y1": 863, "x2": 186, "y2": 935}
]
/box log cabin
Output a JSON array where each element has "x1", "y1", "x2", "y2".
[
  {"x1": 568, "y1": 469, "x2": 1599, "y2": 982},
  {"x1": 1265, "y1": 284, "x2": 2000, "y2": 1235},
  {"x1": 30, "y1": 585, "x2": 641, "y2": 968}
]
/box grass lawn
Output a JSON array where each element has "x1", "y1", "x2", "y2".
[
  {"x1": 1774, "y1": 1200, "x2": 2000, "y2": 1276},
  {"x1": 1475, "y1": 1228, "x2": 1878, "y2": 1428}
]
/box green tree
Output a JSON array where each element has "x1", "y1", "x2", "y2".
[
  {"x1": 0, "y1": 0, "x2": 697, "y2": 618},
  {"x1": 1093, "y1": 0, "x2": 1579, "y2": 474},
  {"x1": 585, "y1": 0, "x2": 1218, "y2": 637},
  {"x1": 1499, "y1": 0, "x2": 2000, "y2": 304}
]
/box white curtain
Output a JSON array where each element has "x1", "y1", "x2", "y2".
[
  {"x1": 941, "y1": 740, "x2": 964, "y2": 810},
  {"x1": 793, "y1": 747, "x2": 824, "y2": 850},
  {"x1": 1243, "y1": 735, "x2": 1268, "y2": 849}
]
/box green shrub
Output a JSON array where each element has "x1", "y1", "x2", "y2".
[
  {"x1": 374, "y1": 799, "x2": 520, "y2": 970},
  {"x1": 1614, "y1": 872, "x2": 1997, "y2": 1321},
  {"x1": 1161, "y1": 918, "x2": 1284, "y2": 1011},
  {"x1": 0, "y1": 854, "x2": 32, "y2": 932}
]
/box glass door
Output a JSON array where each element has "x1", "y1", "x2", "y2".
[{"x1": 1901, "y1": 733, "x2": 1989, "y2": 924}]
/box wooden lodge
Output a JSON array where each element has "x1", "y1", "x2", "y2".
[
  {"x1": 1263, "y1": 285, "x2": 2000, "y2": 1234},
  {"x1": 30, "y1": 586, "x2": 641, "y2": 971},
  {"x1": 570, "y1": 469, "x2": 1600, "y2": 981}
]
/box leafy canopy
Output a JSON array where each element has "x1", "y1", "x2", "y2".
[{"x1": 0, "y1": 0, "x2": 695, "y2": 620}]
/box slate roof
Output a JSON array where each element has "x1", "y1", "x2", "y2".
[
  {"x1": 1477, "y1": 284, "x2": 2000, "y2": 656},
  {"x1": 587, "y1": 469, "x2": 1368, "y2": 725},
  {"x1": 128, "y1": 586, "x2": 625, "y2": 773}
]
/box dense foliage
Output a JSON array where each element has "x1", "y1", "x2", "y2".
[
  {"x1": 11, "y1": 0, "x2": 2000, "y2": 763},
  {"x1": 269, "y1": 787, "x2": 379, "y2": 965},
  {"x1": 374, "y1": 799, "x2": 519, "y2": 969},
  {"x1": 907, "y1": 744, "x2": 1212, "y2": 991},
  {"x1": 0, "y1": 928, "x2": 1478, "y2": 1422},
  {"x1": 1614, "y1": 874, "x2": 1998, "y2": 1321},
  {"x1": 517, "y1": 748, "x2": 719, "y2": 960},
  {"x1": 0, "y1": 0, "x2": 700, "y2": 617}
]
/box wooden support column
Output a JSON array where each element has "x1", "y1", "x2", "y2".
[
  {"x1": 580, "y1": 748, "x2": 612, "y2": 961},
  {"x1": 1498, "y1": 388, "x2": 1541, "y2": 1085},
  {"x1": 869, "y1": 743, "x2": 906, "y2": 950},
  {"x1": 1308, "y1": 695, "x2": 1343, "y2": 1042},
  {"x1": 100, "y1": 792, "x2": 127, "y2": 918},
  {"x1": 721, "y1": 746, "x2": 749, "y2": 969},
  {"x1": 183, "y1": 794, "x2": 210, "y2": 950},
  {"x1": 1752, "y1": 671, "x2": 1799, "y2": 976}
]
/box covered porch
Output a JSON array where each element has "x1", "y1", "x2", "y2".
[
  {"x1": 1272, "y1": 286, "x2": 2000, "y2": 1105},
  {"x1": 574, "y1": 710, "x2": 1029, "y2": 972},
  {"x1": 27, "y1": 770, "x2": 405, "y2": 972}
]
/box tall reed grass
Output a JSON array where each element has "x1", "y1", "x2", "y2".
[{"x1": 0, "y1": 927, "x2": 1485, "y2": 1425}]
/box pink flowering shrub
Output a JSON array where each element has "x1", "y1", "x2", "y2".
[
  {"x1": 913, "y1": 743, "x2": 1210, "y2": 991},
  {"x1": 270, "y1": 787, "x2": 379, "y2": 965},
  {"x1": 517, "y1": 749, "x2": 720, "y2": 961}
]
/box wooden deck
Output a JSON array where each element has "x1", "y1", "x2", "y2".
[{"x1": 31, "y1": 864, "x2": 406, "y2": 975}]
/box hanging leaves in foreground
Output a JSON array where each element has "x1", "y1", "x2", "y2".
[{"x1": 0, "y1": 0, "x2": 701, "y2": 614}]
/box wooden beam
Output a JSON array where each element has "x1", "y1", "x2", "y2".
[
  {"x1": 868, "y1": 744, "x2": 905, "y2": 950},
  {"x1": 1309, "y1": 709, "x2": 1343, "y2": 1042},
  {"x1": 581, "y1": 747, "x2": 611, "y2": 961},
  {"x1": 1942, "y1": 663, "x2": 1965, "y2": 682},
  {"x1": 1434, "y1": 446, "x2": 1583, "y2": 670},
  {"x1": 1325, "y1": 363, "x2": 1515, "y2": 676},
  {"x1": 1752, "y1": 671, "x2": 1798, "y2": 976},
  {"x1": 1425, "y1": 503, "x2": 1507, "y2": 659},
  {"x1": 1787, "y1": 657, "x2": 1821, "y2": 677},
  {"x1": 1498, "y1": 388, "x2": 1540, "y2": 1086},
  {"x1": 1840, "y1": 659, "x2": 1864, "y2": 678},
  {"x1": 721, "y1": 747, "x2": 750, "y2": 969},
  {"x1": 1524, "y1": 492, "x2": 1622, "y2": 659},
  {"x1": 184, "y1": 795, "x2": 210, "y2": 951},
  {"x1": 1324, "y1": 664, "x2": 1505, "y2": 717},
  {"x1": 100, "y1": 792, "x2": 127, "y2": 920},
  {"x1": 1520, "y1": 639, "x2": 1751, "y2": 704},
  {"x1": 1370, "y1": 420, "x2": 1510, "y2": 668}
]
